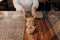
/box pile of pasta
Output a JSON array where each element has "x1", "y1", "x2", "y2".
[{"x1": 26, "y1": 17, "x2": 36, "y2": 34}]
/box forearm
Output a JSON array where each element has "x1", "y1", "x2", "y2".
[
  {"x1": 31, "y1": 6, "x2": 37, "y2": 18},
  {"x1": 31, "y1": 6, "x2": 36, "y2": 14},
  {"x1": 20, "y1": 7, "x2": 26, "y2": 17}
]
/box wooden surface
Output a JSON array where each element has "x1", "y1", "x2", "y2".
[
  {"x1": 0, "y1": 11, "x2": 60, "y2": 40},
  {"x1": 24, "y1": 18, "x2": 58, "y2": 40}
]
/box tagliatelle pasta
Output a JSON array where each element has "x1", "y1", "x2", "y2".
[{"x1": 26, "y1": 17, "x2": 35, "y2": 34}]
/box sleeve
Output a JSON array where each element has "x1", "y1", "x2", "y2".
[
  {"x1": 13, "y1": 0, "x2": 22, "y2": 11},
  {"x1": 32, "y1": 0, "x2": 39, "y2": 9}
]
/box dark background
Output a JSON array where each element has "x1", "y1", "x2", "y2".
[{"x1": 0, "y1": 0, "x2": 60, "y2": 11}]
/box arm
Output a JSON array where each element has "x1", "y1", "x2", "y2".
[
  {"x1": 13, "y1": 0, "x2": 26, "y2": 16},
  {"x1": 31, "y1": 6, "x2": 36, "y2": 18},
  {"x1": 13, "y1": 0, "x2": 22, "y2": 11},
  {"x1": 31, "y1": 0, "x2": 39, "y2": 18}
]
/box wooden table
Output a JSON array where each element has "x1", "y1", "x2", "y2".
[
  {"x1": 0, "y1": 11, "x2": 59, "y2": 40},
  {"x1": 24, "y1": 11, "x2": 58, "y2": 40}
]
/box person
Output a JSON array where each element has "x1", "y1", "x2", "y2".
[{"x1": 13, "y1": 0, "x2": 39, "y2": 18}]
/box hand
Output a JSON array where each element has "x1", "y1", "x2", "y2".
[
  {"x1": 31, "y1": 6, "x2": 37, "y2": 18},
  {"x1": 32, "y1": 12, "x2": 37, "y2": 18},
  {"x1": 21, "y1": 7, "x2": 26, "y2": 17}
]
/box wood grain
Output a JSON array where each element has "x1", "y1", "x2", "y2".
[{"x1": 24, "y1": 18, "x2": 58, "y2": 40}]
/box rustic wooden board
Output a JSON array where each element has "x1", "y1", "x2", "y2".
[{"x1": 24, "y1": 18, "x2": 58, "y2": 40}]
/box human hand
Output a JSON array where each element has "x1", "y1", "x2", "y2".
[
  {"x1": 31, "y1": 6, "x2": 37, "y2": 18},
  {"x1": 32, "y1": 12, "x2": 37, "y2": 18},
  {"x1": 21, "y1": 7, "x2": 26, "y2": 18}
]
